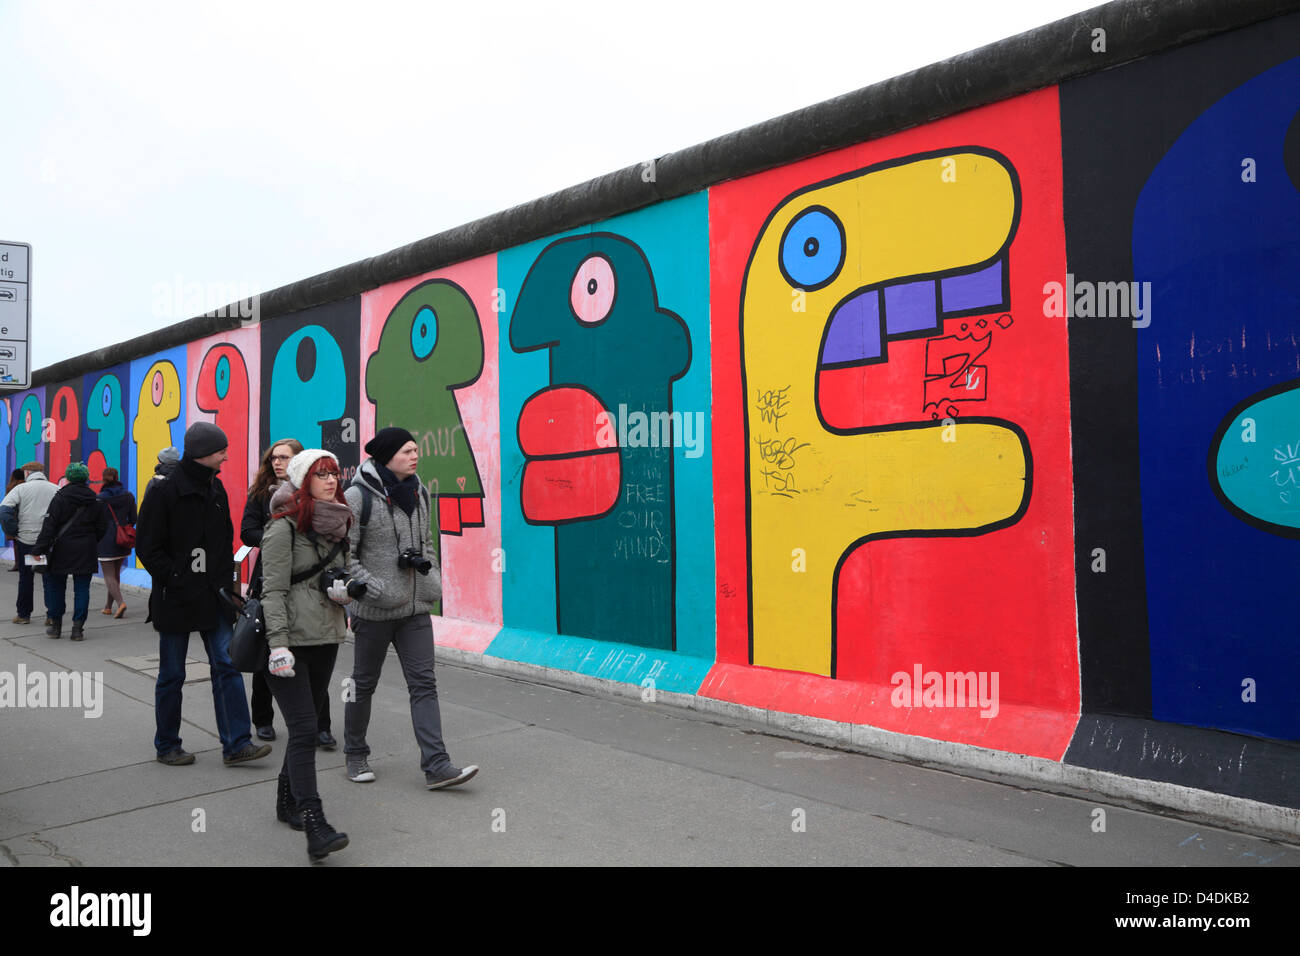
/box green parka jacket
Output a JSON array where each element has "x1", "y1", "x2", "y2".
[{"x1": 260, "y1": 515, "x2": 349, "y2": 648}]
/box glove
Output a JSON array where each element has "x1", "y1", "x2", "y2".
[
  {"x1": 269, "y1": 646, "x2": 296, "y2": 678},
  {"x1": 346, "y1": 579, "x2": 368, "y2": 600},
  {"x1": 326, "y1": 580, "x2": 350, "y2": 605}
]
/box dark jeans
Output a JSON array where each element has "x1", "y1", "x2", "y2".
[
  {"x1": 154, "y1": 618, "x2": 253, "y2": 759},
  {"x1": 344, "y1": 615, "x2": 451, "y2": 775},
  {"x1": 43, "y1": 572, "x2": 91, "y2": 623},
  {"x1": 13, "y1": 540, "x2": 44, "y2": 619},
  {"x1": 266, "y1": 643, "x2": 339, "y2": 811},
  {"x1": 251, "y1": 668, "x2": 331, "y2": 732}
]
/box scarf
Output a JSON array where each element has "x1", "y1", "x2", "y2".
[
  {"x1": 376, "y1": 462, "x2": 419, "y2": 516},
  {"x1": 311, "y1": 500, "x2": 351, "y2": 542}
]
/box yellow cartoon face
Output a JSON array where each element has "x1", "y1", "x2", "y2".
[
  {"x1": 740, "y1": 149, "x2": 1029, "y2": 677},
  {"x1": 133, "y1": 360, "x2": 182, "y2": 504}
]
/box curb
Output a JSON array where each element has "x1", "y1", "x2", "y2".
[{"x1": 436, "y1": 645, "x2": 1300, "y2": 845}]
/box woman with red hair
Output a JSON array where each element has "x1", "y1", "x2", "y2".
[{"x1": 260, "y1": 449, "x2": 363, "y2": 861}]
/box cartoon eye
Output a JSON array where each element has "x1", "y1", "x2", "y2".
[
  {"x1": 779, "y1": 206, "x2": 845, "y2": 291},
  {"x1": 101, "y1": 384, "x2": 113, "y2": 416},
  {"x1": 215, "y1": 355, "x2": 231, "y2": 400},
  {"x1": 24, "y1": 409, "x2": 31, "y2": 431},
  {"x1": 570, "y1": 255, "x2": 616, "y2": 324},
  {"x1": 151, "y1": 370, "x2": 164, "y2": 406},
  {"x1": 411, "y1": 306, "x2": 437, "y2": 360}
]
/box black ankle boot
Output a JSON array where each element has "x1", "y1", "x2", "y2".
[
  {"x1": 45, "y1": 617, "x2": 62, "y2": 639},
  {"x1": 300, "y1": 805, "x2": 348, "y2": 861},
  {"x1": 276, "y1": 774, "x2": 303, "y2": 831}
]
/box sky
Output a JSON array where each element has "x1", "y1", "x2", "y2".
[{"x1": 1, "y1": 0, "x2": 1101, "y2": 372}]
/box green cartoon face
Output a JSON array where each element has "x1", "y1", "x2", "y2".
[{"x1": 367, "y1": 278, "x2": 485, "y2": 514}]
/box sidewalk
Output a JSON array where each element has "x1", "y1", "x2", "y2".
[{"x1": 1, "y1": 570, "x2": 1297, "y2": 867}]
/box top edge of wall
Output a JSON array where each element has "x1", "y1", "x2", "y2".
[{"x1": 31, "y1": 0, "x2": 1297, "y2": 387}]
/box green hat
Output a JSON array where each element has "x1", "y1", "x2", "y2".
[{"x1": 65, "y1": 462, "x2": 89, "y2": 484}]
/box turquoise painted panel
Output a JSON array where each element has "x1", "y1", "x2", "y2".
[{"x1": 486, "y1": 627, "x2": 711, "y2": 695}]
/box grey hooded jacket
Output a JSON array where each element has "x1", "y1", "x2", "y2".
[
  {"x1": 0, "y1": 472, "x2": 60, "y2": 545},
  {"x1": 343, "y1": 458, "x2": 441, "y2": 622}
]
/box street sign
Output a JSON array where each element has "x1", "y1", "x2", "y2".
[{"x1": 0, "y1": 241, "x2": 32, "y2": 389}]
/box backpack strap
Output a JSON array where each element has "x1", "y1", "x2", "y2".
[
  {"x1": 355, "y1": 481, "x2": 429, "y2": 561},
  {"x1": 289, "y1": 524, "x2": 348, "y2": 585}
]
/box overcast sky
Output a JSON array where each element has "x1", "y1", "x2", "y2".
[{"x1": 1, "y1": 0, "x2": 1100, "y2": 372}]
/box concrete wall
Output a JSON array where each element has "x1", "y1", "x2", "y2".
[{"x1": 17, "y1": 1, "x2": 1300, "y2": 811}]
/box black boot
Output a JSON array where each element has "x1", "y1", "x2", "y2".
[
  {"x1": 45, "y1": 617, "x2": 62, "y2": 639},
  {"x1": 70, "y1": 621, "x2": 85, "y2": 642},
  {"x1": 276, "y1": 774, "x2": 303, "y2": 831},
  {"x1": 301, "y1": 804, "x2": 348, "y2": 862}
]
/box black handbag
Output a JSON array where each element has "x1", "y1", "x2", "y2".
[
  {"x1": 219, "y1": 589, "x2": 268, "y2": 673},
  {"x1": 219, "y1": 529, "x2": 346, "y2": 674}
]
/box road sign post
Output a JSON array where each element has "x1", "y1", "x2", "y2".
[{"x1": 0, "y1": 241, "x2": 32, "y2": 389}]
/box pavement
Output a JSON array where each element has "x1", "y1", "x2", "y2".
[{"x1": 1, "y1": 569, "x2": 1297, "y2": 868}]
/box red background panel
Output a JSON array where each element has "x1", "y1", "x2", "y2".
[{"x1": 707, "y1": 87, "x2": 1079, "y2": 759}]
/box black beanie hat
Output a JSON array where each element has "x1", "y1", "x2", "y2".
[
  {"x1": 365, "y1": 426, "x2": 417, "y2": 467},
  {"x1": 183, "y1": 422, "x2": 229, "y2": 460}
]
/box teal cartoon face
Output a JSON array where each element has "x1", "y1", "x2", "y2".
[{"x1": 86, "y1": 372, "x2": 126, "y2": 472}]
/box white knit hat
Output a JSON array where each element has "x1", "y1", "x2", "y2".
[{"x1": 286, "y1": 449, "x2": 340, "y2": 489}]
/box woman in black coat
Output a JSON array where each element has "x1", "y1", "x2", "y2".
[
  {"x1": 33, "y1": 462, "x2": 108, "y2": 640},
  {"x1": 242, "y1": 437, "x2": 337, "y2": 744},
  {"x1": 97, "y1": 467, "x2": 137, "y2": 618}
]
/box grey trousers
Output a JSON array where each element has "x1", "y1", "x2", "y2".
[{"x1": 343, "y1": 614, "x2": 451, "y2": 775}]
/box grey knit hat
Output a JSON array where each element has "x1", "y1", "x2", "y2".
[{"x1": 183, "y1": 422, "x2": 228, "y2": 460}]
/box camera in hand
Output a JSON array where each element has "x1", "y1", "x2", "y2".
[
  {"x1": 319, "y1": 568, "x2": 348, "y2": 594},
  {"x1": 397, "y1": 548, "x2": 432, "y2": 575},
  {"x1": 318, "y1": 568, "x2": 367, "y2": 599}
]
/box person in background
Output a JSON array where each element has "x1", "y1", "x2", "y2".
[
  {"x1": 141, "y1": 446, "x2": 181, "y2": 503},
  {"x1": 261, "y1": 448, "x2": 355, "y2": 860},
  {"x1": 33, "y1": 462, "x2": 108, "y2": 641},
  {"x1": 96, "y1": 467, "x2": 136, "y2": 618},
  {"x1": 6, "y1": 469, "x2": 26, "y2": 571},
  {"x1": 136, "y1": 423, "x2": 270, "y2": 768},
  {"x1": 0, "y1": 462, "x2": 60, "y2": 624}
]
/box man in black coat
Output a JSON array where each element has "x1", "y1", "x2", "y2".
[
  {"x1": 32, "y1": 461, "x2": 108, "y2": 641},
  {"x1": 135, "y1": 422, "x2": 270, "y2": 767}
]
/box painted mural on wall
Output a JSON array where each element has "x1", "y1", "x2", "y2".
[
  {"x1": 510, "y1": 233, "x2": 689, "y2": 652},
  {"x1": 9, "y1": 12, "x2": 1297, "y2": 796},
  {"x1": 1133, "y1": 55, "x2": 1300, "y2": 742},
  {"x1": 359, "y1": 257, "x2": 503, "y2": 635},
  {"x1": 188, "y1": 327, "x2": 259, "y2": 585},
  {"x1": 708, "y1": 89, "x2": 1079, "y2": 757},
  {"x1": 259, "y1": 298, "x2": 360, "y2": 478},
  {"x1": 12, "y1": 388, "x2": 44, "y2": 468},
  {"x1": 46, "y1": 382, "x2": 82, "y2": 484},
  {"x1": 370, "y1": 281, "x2": 484, "y2": 544},
  {"x1": 84, "y1": 365, "x2": 129, "y2": 486},
  {"x1": 496, "y1": 197, "x2": 714, "y2": 681},
  {"x1": 129, "y1": 353, "x2": 184, "y2": 508},
  {"x1": 740, "y1": 147, "x2": 1029, "y2": 678}
]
